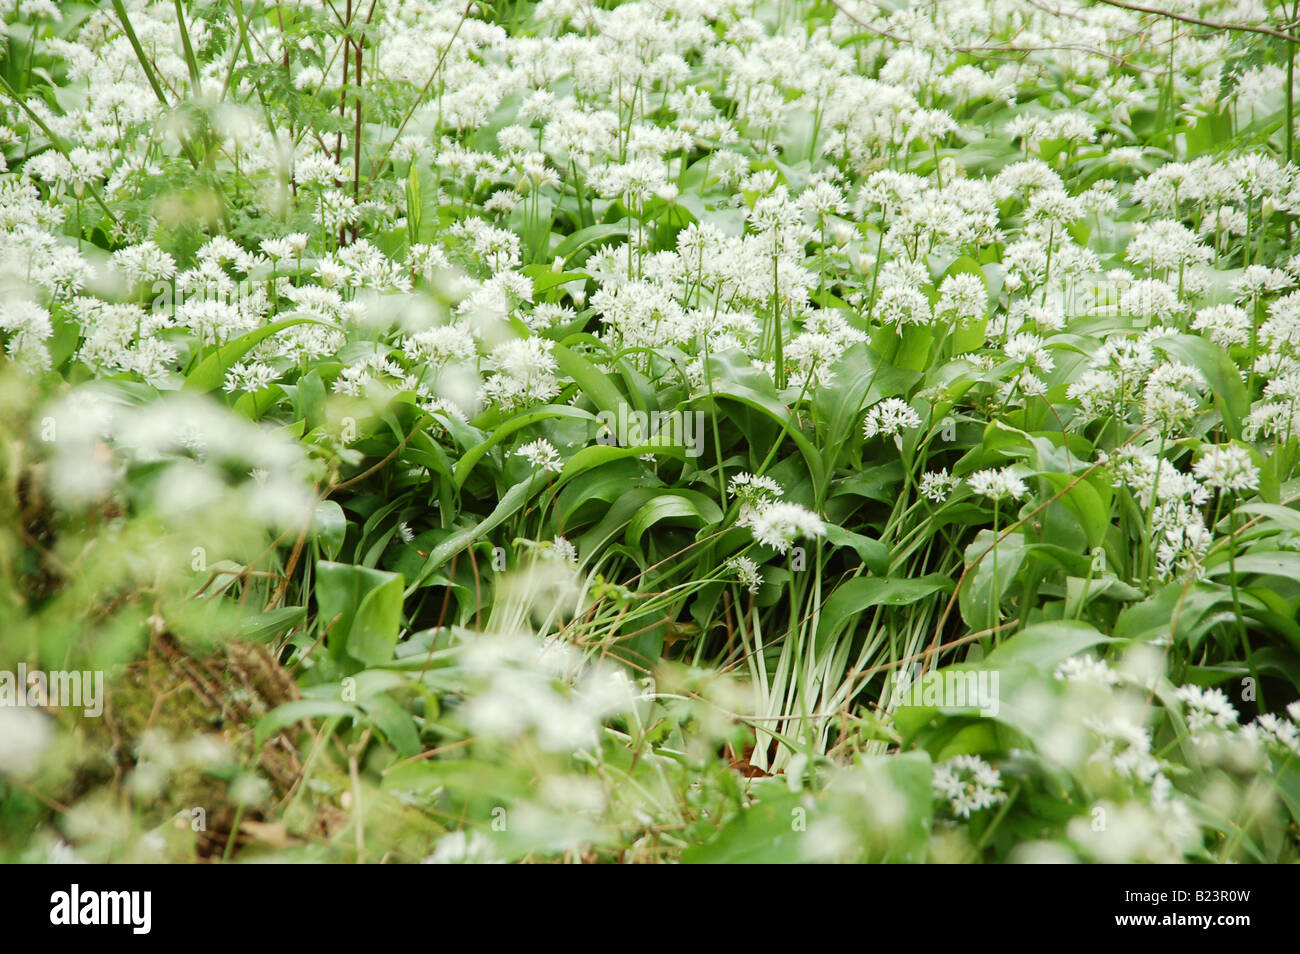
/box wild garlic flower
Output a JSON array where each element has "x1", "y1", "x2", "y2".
[
  {"x1": 1119, "y1": 279, "x2": 1184, "y2": 323},
  {"x1": 1054, "y1": 655, "x2": 1122, "y2": 688},
  {"x1": 932, "y1": 755, "x2": 1007, "y2": 819},
  {"x1": 515, "y1": 438, "x2": 563, "y2": 474},
  {"x1": 1085, "y1": 716, "x2": 1162, "y2": 784},
  {"x1": 482, "y1": 337, "x2": 560, "y2": 411},
  {"x1": 0, "y1": 300, "x2": 53, "y2": 371},
  {"x1": 1192, "y1": 444, "x2": 1260, "y2": 494},
  {"x1": 919, "y1": 468, "x2": 958, "y2": 503},
  {"x1": 223, "y1": 361, "x2": 278, "y2": 395},
  {"x1": 725, "y1": 555, "x2": 763, "y2": 594},
  {"x1": 935, "y1": 272, "x2": 987, "y2": 324},
  {"x1": 542, "y1": 535, "x2": 578, "y2": 566},
  {"x1": 1125, "y1": 220, "x2": 1210, "y2": 273},
  {"x1": 861, "y1": 398, "x2": 922, "y2": 439},
  {"x1": 1174, "y1": 686, "x2": 1239, "y2": 738},
  {"x1": 729, "y1": 472, "x2": 784, "y2": 528},
  {"x1": 1103, "y1": 447, "x2": 1208, "y2": 510},
  {"x1": 1242, "y1": 711, "x2": 1300, "y2": 757},
  {"x1": 967, "y1": 466, "x2": 1028, "y2": 503},
  {"x1": 1191, "y1": 304, "x2": 1251, "y2": 349},
  {"x1": 111, "y1": 240, "x2": 176, "y2": 285},
  {"x1": 458, "y1": 633, "x2": 637, "y2": 753},
  {"x1": 1003, "y1": 333, "x2": 1053, "y2": 374},
  {"x1": 748, "y1": 502, "x2": 826, "y2": 554},
  {"x1": 422, "y1": 830, "x2": 503, "y2": 865},
  {"x1": 1141, "y1": 361, "x2": 1205, "y2": 430}
]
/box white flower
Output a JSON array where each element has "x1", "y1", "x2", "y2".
[
  {"x1": 862, "y1": 398, "x2": 922, "y2": 439},
  {"x1": 422, "y1": 830, "x2": 503, "y2": 865},
  {"x1": 1243, "y1": 712, "x2": 1300, "y2": 756},
  {"x1": 515, "y1": 439, "x2": 563, "y2": 474},
  {"x1": 0, "y1": 708, "x2": 52, "y2": 778},
  {"x1": 482, "y1": 337, "x2": 560, "y2": 411},
  {"x1": 932, "y1": 755, "x2": 1007, "y2": 819},
  {"x1": 729, "y1": 472, "x2": 784, "y2": 528},
  {"x1": 728, "y1": 472, "x2": 783, "y2": 500},
  {"x1": 967, "y1": 467, "x2": 1029, "y2": 503},
  {"x1": 748, "y1": 502, "x2": 826, "y2": 553},
  {"x1": 725, "y1": 555, "x2": 763, "y2": 593},
  {"x1": 111, "y1": 240, "x2": 176, "y2": 284},
  {"x1": 549, "y1": 535, "x2": 578, "y2": 565},
  {"x1": 935, "y1": 273, "x2": 987, "y2": 323},
  {"x1": 1193, "y1": 444, "x2": 1260, "y2": 494},
  {"x1": 919, "y1": 468, "x2": 957, "y2": 503},
  {"x1": 1054, "y1": 655, "x2": 1121, "y2": 687},
  {"x1": 1085, "y1": 716, "x2": 1162, "y2": 784},
  {"x1": 1175, "y1": 685, "x2": 1239, "y2": 737}
]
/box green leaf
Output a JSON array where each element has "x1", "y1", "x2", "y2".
[
  {"x1": 359, "y1": 692, "x2": 421, "y2": 758},
  {"x1": 552, "y1": 342, "x2": 626, "y2": 417},
  {"x1": 183, "y1": 316, "x2": 323, "y2": 394},
  {"x1": 981, "y1": 619, "x2": 1115, "y2": 671},
  {"x1": 696, "y1": 349, "x2": 827, "y2": 490},
  {"x1": 1207, "y1": 551, "x2": 1300, "y2": 580},
  {"x1": 239, "y1": 605, "x2": 306, "y2": 644},
  {"x1": 1152, "y1": 333, "x2": 1249, "y2": 438},
  {"x1": 313, "y1": 500, "x2": 347, "y2": 561},
  {"x1": 895, "y1": 621, "x2": 1115, "y2": 744},
  {"x1": 1235, "y1": 502, "x2": 1300, "y2": 534},
  {"x1": 574, "y1": 487, "x2": 662, "y2": 560},
  {"x1": 625, "y1": 491, "x2": 722, "y2": 548},
  {"x1": 523, "y1": 262, "x2": 589, "y2": 296},
  {"x1": 315, "y1": 561, "x2": 405, "y2": 666},
  {"x1": 959, "y1": 530, "x2": 1026, "y2": 630},
  {"x1": 823, "y1": 524, "x2": 889, "y2": 575},
  {"x1": 407, "y1": 478, "x2": 535, "y2": 593},
  {"x1": 1114, "y1": 582, "x2": 1232, "y2": 653},
  {"x1": 816, "y1": 573, "x2": 952, "y2": 652},
  {"x1": 255, "y1": 699, "x2": 360, "y2": 747},
  {"x1": 453, "y1": 404, "x2": 598, "y2": 487},
  {"x1": 348, "y1": 573, "x2": 405, "y2": 666},
  {"x1": 1042, "y1": 472, "x2": 1112, "y2": 550},
  {"x1": 682, "y1": 789, "x2": 810, "y2": 863},
  {"x1": 554, "y1": 222, "x2": 632, "y2": 262}
]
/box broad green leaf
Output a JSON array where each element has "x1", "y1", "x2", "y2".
[
  {"x1": 625, "y1": 491, "x2": 722, "y2": 548},
  {"x1": 453, "y1": 404, "x2": 598, "y2": 487},
  {"x1": 315, "y1": 561, "x2": 405, "y2": 666},
  {"x1": 681, "y1": 789, "x2": 811, "y2": 864},
  {"x1": 239, "y1": 605, "x2": 306, "y2": 644},
  {"x1": 1152, "y1": 333, "x2": 1249, "y2": 438},
  {"x1": 816, "y1": 573, "x2": 952, "y2": 652},
  {"x1": 554, "y1": 222, "x2": 632, "y2": 261},
  {"x1": 407, "y1": 478, "x2": 535, "y2": 593},
  {"x1": 552, "y1": 341, "x2": 626, "y2": 417},
  {"x1": 348, "y1": 572, "x2": 405, "y2": 666},
  {"x1": 255, "y1": 700, "x2": 359, "y2": 747},
  {"x1": 184, "y1": 316, "x2": 323, "y2": 393},
  {"x1": 313, "y1": 499, "x2": 347, "y2": 561},
  {"x1": 1042, "y1": 472, "x2": 1112, "y2": 550},
  {"x1": 959, "y1": 530, "x2": 1026, "y2": 631},
  {"x1": 823, "y1": 524, "x2": 890, "y2": 575}
]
